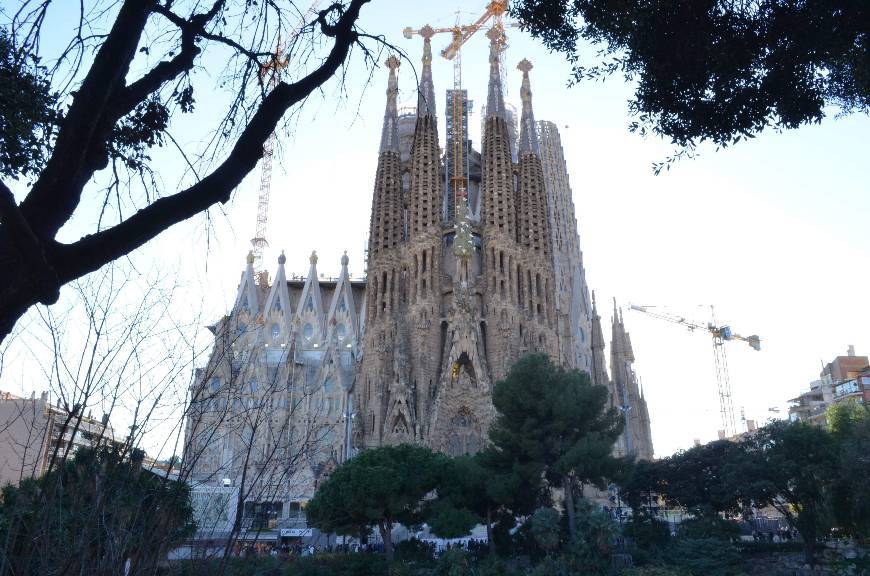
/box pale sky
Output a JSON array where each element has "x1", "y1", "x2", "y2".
[{"x1": 4, "y1": 1, "x2": 869, "y2": 458}]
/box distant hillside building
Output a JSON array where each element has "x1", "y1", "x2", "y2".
[{"x1": 788, "y1": 346, "x2": 869, "y2": 426}]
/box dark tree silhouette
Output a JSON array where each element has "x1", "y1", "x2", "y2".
[
  {"x1": 512, "y1": 0, "x2": 869, "y2": 169},
  {"x1": 0, "y1": 0, "x2": 376, "y2": 343}
]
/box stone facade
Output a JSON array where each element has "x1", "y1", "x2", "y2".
[{"x1": 184, "y1": 38, "x2": 655, "y2": 517}]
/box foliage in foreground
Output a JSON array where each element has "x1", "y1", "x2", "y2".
[
  {"x1": 0, "y1": 445, "x2": 194, "y2": 576},
  {"x1": 512, "y1": 0, "x2": 869, "y2": 166},
  {"x1": 305, "y1": 444, "x2": 445, "y2": 561}
]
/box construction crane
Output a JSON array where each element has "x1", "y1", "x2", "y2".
[
  {"x1": 629, "y1": 304, "x2": 761, "y2": 438},
  {"x1": 403, "y1": 1, "x2": 514, "y2": 235},
  {"x1": 251, "y1": 1, "x2": 322, "y2": 272}
]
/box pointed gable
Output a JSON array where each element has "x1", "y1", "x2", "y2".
[
  {"x1": 295, "y1": 251, "x2": 326, "y2": 348},
  {"x1": 326, "y1": 252, "x2": 359, "y2": 347},
  {"x1": 233, "y1": 251, "x2": 261, "y2": 316},
  {"x1": 263, "y1": 251, "x2": 293, "y2": 342}
]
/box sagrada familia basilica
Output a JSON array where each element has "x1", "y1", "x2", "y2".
[{"x1": 184, "y1": 30, "x2": 653, "y2": 522}]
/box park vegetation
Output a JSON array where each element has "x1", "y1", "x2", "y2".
[
  {"x1": 511, "y1": 0, "x2": 869, "y2": 170},
  {"x1": 300, "y1": 355, "x2": 870, "y2": 575},
  {"x1": 1, "y1": 354, "x2": 867, "y2": 575}
]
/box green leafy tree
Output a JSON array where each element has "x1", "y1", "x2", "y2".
[
  {"x1": 0, "y1": 30, "x2": 57, "y2": 180},
  {"x1": 828, "y1": 401, "x2": 870, "y2": 538},
  {"x1": 488, "y1": 354, "x2": 626, "y2": 538},
  {"x1": 620, "y1": 458, "x2": 665, "y2": 514},
  {"x1": 0, "y1": 445, "x2": 194, "y2": 576},
  {"x1": 741, "y1": 420, "x2": 838, "y2": 564},
  {"x1": 427, "y1": 455, "x2": 489, "y2": 539},
  {"x1": 653, "y1": 440, "x2": 749, "y2": 519},
  {"x1": 305, "y1": 444, "x2": 443, "y2": 561},
  {"x1": 530, "y1": 507, "x2": 562, "y2": 554},
  {"x1": 429, "y1": 451, "x2": 538, "y2": 553},
  {"x1": 512, "y1": 0, "x2": 869, "y2": 169}
]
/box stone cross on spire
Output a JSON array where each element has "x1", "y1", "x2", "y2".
[
  {"x1": 417, "y1": 25, "x2": 437, "y2": 118},
  {"x1": 517, "y1": 58, "x2": 540, "y2": 155},
  {"x1": 485, "y1": 25, "x2": 506, "y2": 119},
  {"x1": 378, "y1": 55, "x2": 400, "y2": 153}
]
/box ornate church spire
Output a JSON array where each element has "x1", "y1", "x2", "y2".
[
  {"x1": 517, "y1": 59, "x2": 540, "y2": 155},
  {"x1": 407, "y1": 29, "x2": 441, "y2": 239},
  {"x1": 485, "y1": 26, "x2": 506, "y2": 119},
  {"x1": 481, "y1": 26, "x2": 514, "y2": 239},
  {"x1": 515, "y1": 59, "x2": 550, "y2": 256},
  {"x1": 368, "y1": 57, "x2": 404, "y2": 260},
  {"x1": 417, "y1": 25, "x2": 437, "y2": 118},
  {"x1": 379, "y1": 55, "x2": 400, "y2": 153}
]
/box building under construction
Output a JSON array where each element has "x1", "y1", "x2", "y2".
[{"x1": 182, "y1": 13, "x2": 654, "y2": 542}]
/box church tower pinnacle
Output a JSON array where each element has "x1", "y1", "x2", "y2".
[
  {"x1": 417, "y1": 25, "x2": 437, "y2": 118},
  {"x1": 367, "y1": 56, "x2": 403, "y2": 264},
  {"x1": 515, "y1": 59, "x2": 550, "y2": 258},
  {"x1": 481, "y1": 27, "x2": 515, "y2": 241},
  {"x1": 378, "y1": 55, "x2": 400, "y2": 153},
  {"x1": 408, "y1": 30, "x2": 441, "y2": 239}
]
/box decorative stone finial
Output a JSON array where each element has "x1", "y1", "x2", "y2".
[
  {"x1": 380, "y1": 54, "x2": 400, "y2": 153},
  {"x1": 417, "y1": 25, "x2": 437, "y2": 118},
  {"x1": 420, "y1": 24, "x2": 436, "y2": 41},
  {"x1": 341, "y1": 251, "x2": 349, "y2": 267},
  {"x1": 485, "y1": 25, "x2": 506, "y2": 119},
  {"x1": 277, "y1": 250, "x2": 286, "y2": 265},
  {"x1": 246, "y1": 250, "x2": 255, "y2": 265},
  {"x1": 309, "y1": 250, "x2": 318, "y2": 266},
  {"x1": 517, "y1": 58, "x2": 539, "y2": 154}
]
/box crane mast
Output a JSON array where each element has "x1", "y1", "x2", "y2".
[
  {"x1": 404, "y1": 1, "x2": 512, "y2": 237},
  {"x1": 629, "y1": 304, "x2": 761, "y2": 437},
  {"x1": 251, "y1": 1, "x2": 322, "y2": 272}
]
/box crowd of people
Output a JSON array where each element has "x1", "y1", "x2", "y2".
[{"x1": 230, "y1": 537, "x2": 491, "y2": 559}]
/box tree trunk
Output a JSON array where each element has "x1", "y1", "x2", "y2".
[
  {"x1": 379, "y1": 520, "x2": 393, "y2": 562},
  {"x1": 564, "y1": 476, "x2": 577, "y2": 539},
  {"x1": 802, "y1": 527, "x2": 816, "y2": 566},
  {"x1": 486, "y1": 506, "x2": 495, "y2": 557}
]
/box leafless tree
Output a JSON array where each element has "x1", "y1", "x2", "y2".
[{"x1": 0, "y1": 261, "x2": 346, "y2": 573}]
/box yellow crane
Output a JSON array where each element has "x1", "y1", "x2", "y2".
[
  {"x1": 629, "y1": 304, "x2": 761, "y2": 437},
  {"x1": 403, "y1": 1, "x2": 513, "y2": 257}
]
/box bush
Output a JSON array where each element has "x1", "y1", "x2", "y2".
[
  {"x1": 393, "y1": 538, "x2": 434, "y2": 564},
  {"x1": 620, "y1": 567, "x2": 691, "y2": 576},
  {"x1": 676, "y1": 516, "x2": 740, "y2": 541},
  {"x1": 287, "y1": 553, "x2": 390, "y2": 576},
  {"x1": 735, "y1": 540, "x2": 804, "y2": 555},
  {"x1": 433, "y1": 549, "x2": 472, "y2": 576},
  {"x1": 663, "y1": 538, "x2": 744, "y2": 576},
  {"x1": 530, "y1": 507, "x2": 562, "y2": 553},
  {"x1": 624, "y1": 513, "x2": 671, "y2": 564}
]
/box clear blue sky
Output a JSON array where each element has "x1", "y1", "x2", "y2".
[{"x1": 4, "y1": 1, "x2": 869, "y2": 457}]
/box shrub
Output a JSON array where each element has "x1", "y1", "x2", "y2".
[
  {"x1": 620, "y1": 567, "x2": 691, "y2": 576},
  {"x1": 287, "y1": 553, "x2": 390, "y2": 576},
  {"x1": 676, "y1": 516, "x2": 740, "y2": 541},
  {"x1": 623, "y1": 514, "x2": 671, "y2": 565},
  {"x1": 663, "y1": 538, "x2": 744, "y2": 576},
  {"x1": 393, "y1": 538, "x2": 434, "y2": 564},
  {"x1": 530, "y1": 507, "x2": 562, "y2": 553}
]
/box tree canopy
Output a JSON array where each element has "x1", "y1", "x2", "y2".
[
  {"x1": 488, "y1": 353, "x2": 626, "y2": 537},
  {"x1": 305, "y1": 443, "x2": 444, "y2": 560},
  {"x1": 0, "y1": 445, "x2": 194, "y2": 576},
  {"x1": 512, "y1": 0, "x2": 869, "y2": 168},
  {"x1": 0, "y1": 0, "x2": 375, "y2": 343}
]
